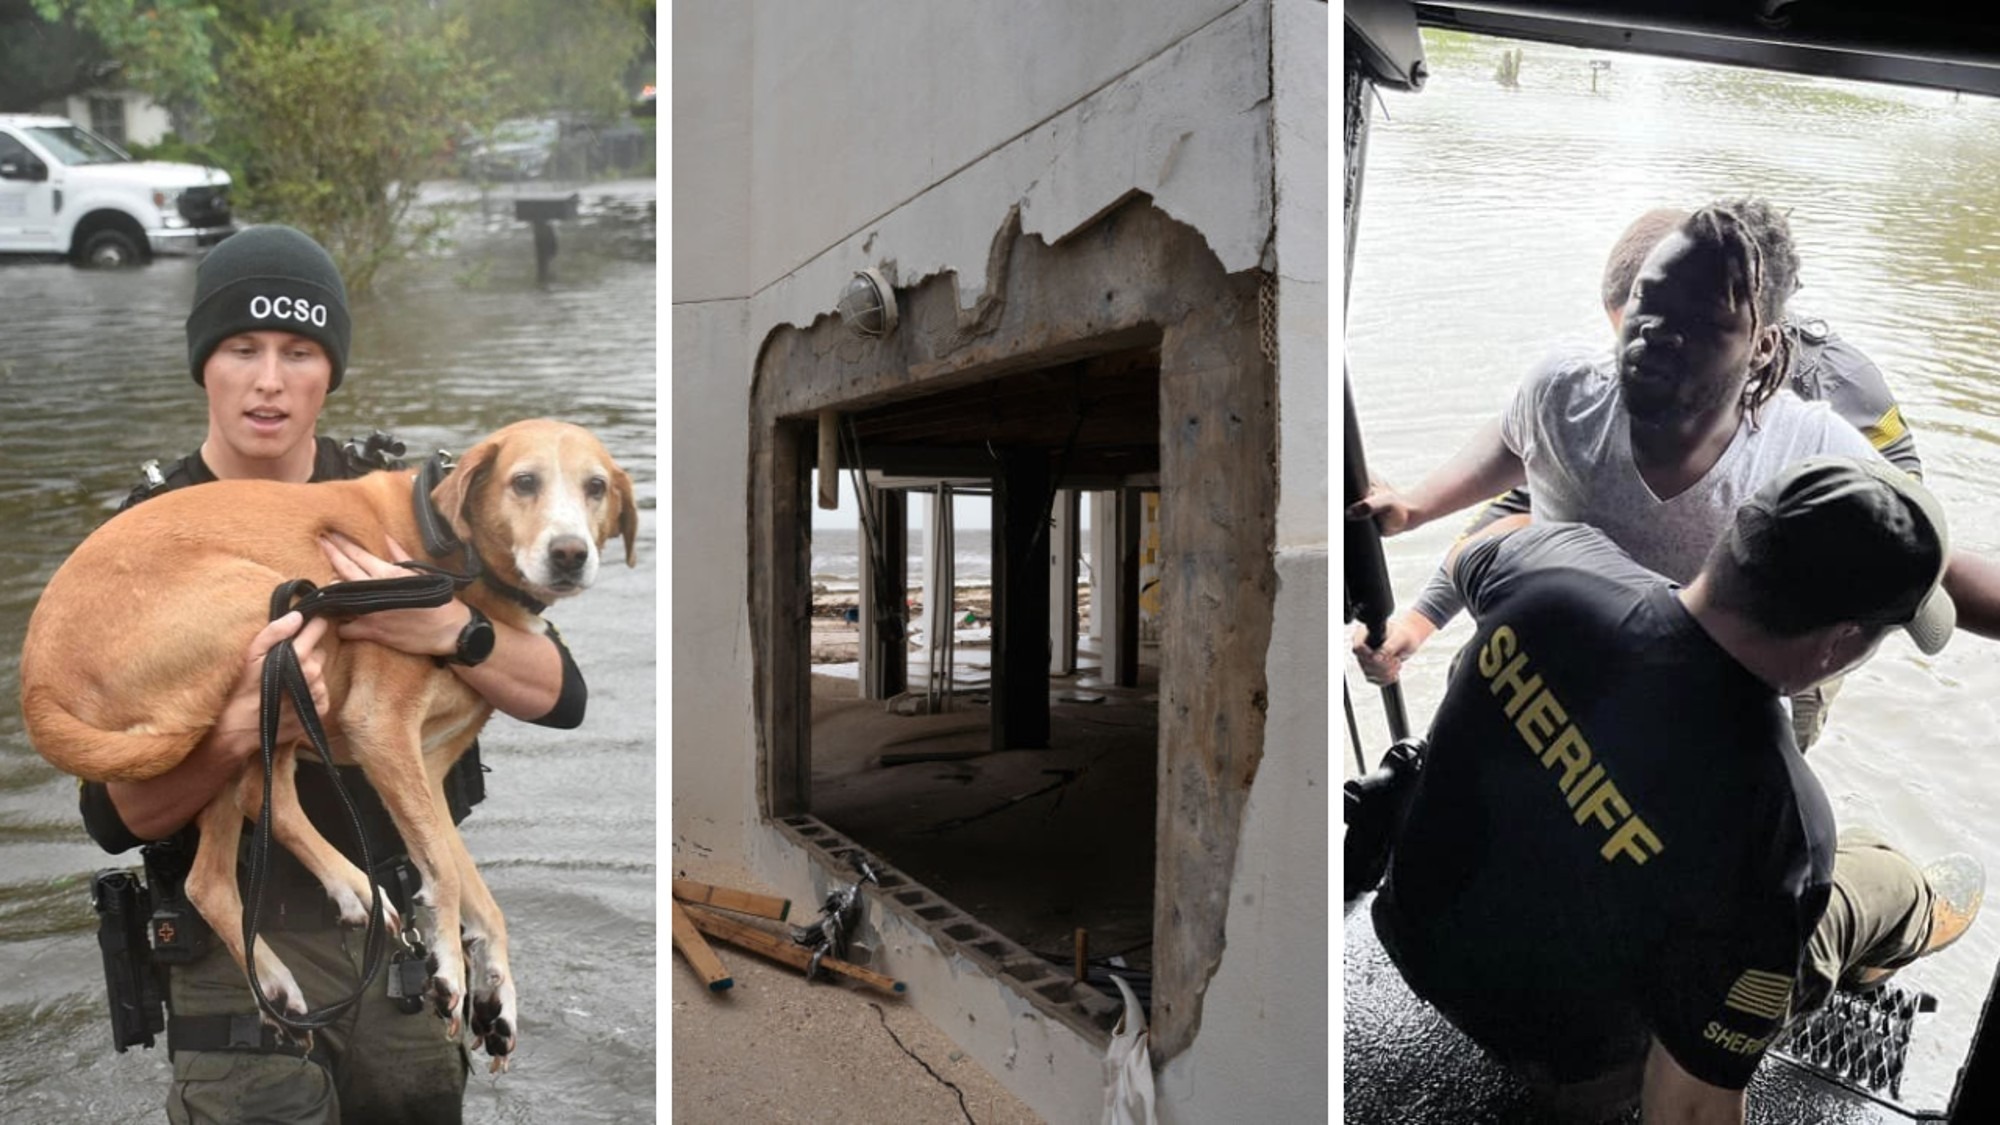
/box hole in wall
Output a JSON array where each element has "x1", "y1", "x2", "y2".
[{"x1": 801, "y1": 347, "x2": 1165, "y2": 1014}]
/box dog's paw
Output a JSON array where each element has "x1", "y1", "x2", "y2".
[
  {"x1": 252, "y1": 955, "x2": 309, "y2": 1023},
  {"x1": 329, "y1": 883, "x2": 403, "y2": 935},
  {"x1": 468, "y1": 987, "x2": 517, "y2": 1065},
  {"x1": 424, "y1": 947, "x2": 467, "y2": 1037},
  {"x1": 253, "y1": 975, "x2": 312, "y2": 1051}
]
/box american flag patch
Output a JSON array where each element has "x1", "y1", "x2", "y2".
[{"x1": 1724, "y1": 969, "x2": 1793, "y2": 1021}]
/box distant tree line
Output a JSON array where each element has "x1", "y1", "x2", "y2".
[{"x1": 15, "y1": 0, "x2": 654, "y2": 293}]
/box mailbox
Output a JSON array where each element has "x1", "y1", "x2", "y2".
[{"x1": 513, "y1": 194, "x2": 580, "y2": 223}]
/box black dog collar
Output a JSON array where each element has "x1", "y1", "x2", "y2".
[{"x1": 412, "y1": 452, "x2": 548, "y2": 615}]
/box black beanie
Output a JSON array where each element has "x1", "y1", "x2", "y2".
[{"x1": 186, "y1": 224, "x2": 352, "y2": 391}]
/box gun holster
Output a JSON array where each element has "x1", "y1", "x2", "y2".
[
  {"x1": 91, "y1": 868, "x2": 166, "y2": 1051},
  {"x1": 1343, "y1": 738, "x2": 1427, "y2": 902}
]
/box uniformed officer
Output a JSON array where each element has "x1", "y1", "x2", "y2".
[
  {"x1": 78, "y1": 224, "x2": 588, "y2": 1125},
  {"x1": 1376, "y1": 458, "x2": 1982, "y2": 1122}
]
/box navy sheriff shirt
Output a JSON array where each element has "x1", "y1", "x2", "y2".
[{"x1": 1375, "y1": 522, "x2": 1836, "y2": 1090}]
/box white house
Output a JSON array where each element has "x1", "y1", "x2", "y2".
[{"x1": 41, "y1": 90, "x2": 170, "y2": 148}]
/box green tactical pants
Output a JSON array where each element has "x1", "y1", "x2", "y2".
[{"x1": 166, "y1": 923, "x2": 467, "y2": 1125}]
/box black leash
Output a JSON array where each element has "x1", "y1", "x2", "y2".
[{"x1": 241, "y1": 568, "x2": 472, "y2": 1036}]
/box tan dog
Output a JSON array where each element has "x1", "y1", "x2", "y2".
[{"x1": 19, "y1": 419, "x2": 636, "y2": 1066}]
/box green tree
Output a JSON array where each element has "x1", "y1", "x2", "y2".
[
  {"x1": 29, "y1": 0, "x2": 218, "y2": 118},
  {"x1": 208, "y1": 8, "x2": 494, "y2": 294},
  {"x1": 1, "y1": 0, "x2": 116, "y2": 110},
  {"x1": 28, "y1": 0, "x2": 649, "y2": 290},
  {"x1": 453, "y1": 0, "x2": 652, "y2": 120}
]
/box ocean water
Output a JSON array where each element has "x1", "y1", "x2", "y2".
[{"x1": 811, "y1": 527, "x2": 995, "y2": 588}]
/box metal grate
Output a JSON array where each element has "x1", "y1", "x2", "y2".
[{"x1": 1770, "y1": 984, "x2": 1936, "y2": 1102}]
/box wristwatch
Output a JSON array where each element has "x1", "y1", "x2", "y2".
[{"x1": 446, "y1": 604, "x2": 496, "y2": 667}]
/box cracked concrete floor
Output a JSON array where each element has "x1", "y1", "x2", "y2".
[
  {"x1": 670, "y1": 860, "x2": 1047, "y2": 1125},
  {"x1": 808, "y1": 666, "x2": 1158, "y2": 976}
]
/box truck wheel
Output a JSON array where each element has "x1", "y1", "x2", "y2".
[{"x1": 78, "y1": 229, "x2": 144, "y2": 268}]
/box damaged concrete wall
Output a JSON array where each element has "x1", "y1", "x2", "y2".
[
  {"x1": 745, "y1": 0, "x2": 1274, "y2": 336},
  {"x1": 671, "y1": 4, "x2": 758, "y2": 864},
  {"x1": 1157, "y1": 3, "x2": 1330, "y2": 1123},
  {"x1": 672, "y1": 2, "x2": 1326, "y2": 1122},
  {"x1": 750, "y1": 194, "x2": 1278, "y2": 1125},
  {"x1": 672, "y1": 0, "x2": 1274, "y2": 845},
  {"x1": 744, "y1": 0, "x2": 1256, "y2": 298}
]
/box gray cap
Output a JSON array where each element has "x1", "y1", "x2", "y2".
[{"x1": 1725, "y1": 455, "x2": 1954, "y2": 654}]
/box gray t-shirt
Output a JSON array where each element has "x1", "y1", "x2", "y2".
[{"x1": 1415, "y1": 348, "x2": 1880, "y2": 625}]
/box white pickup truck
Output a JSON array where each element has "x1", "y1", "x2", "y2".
[{"x1": 0, "y1": 114, "x2": 236, "y2": 267}]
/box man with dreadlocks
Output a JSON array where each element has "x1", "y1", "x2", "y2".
[
  {"x1": 1350, "y1": 198, "x2": 1948, "y2": 675},
  {"x1": 1353, "y1": 200, "x2": 1922, "y2": 749}
]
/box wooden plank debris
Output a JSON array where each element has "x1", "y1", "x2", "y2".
[
  {"x1": 672, "y1": 878, "x2": 792, "y2": 921},
  {"x1": 681, "y1": 901, "x2": 906, "y2": 996},
  {"x1": 671, "y1": 900, "x2": 734, "y2": 992}
]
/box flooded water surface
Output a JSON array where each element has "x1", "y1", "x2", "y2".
[
  {"x1": 1347, "y1": 34, "x2": 2000, "y2": 1108},
  {"x1": 0, "y1": 183, "x2": 656, "y2": 1121}
]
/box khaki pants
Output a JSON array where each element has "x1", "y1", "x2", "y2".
[
  {"x1": 1788, "y1": 674, "x2": 1845, "y2": 753},
  {"x1": 1796, "y1": 827, "x2": 1937, "y2": 1015},
  {"x1": 166, "y1": 924, "x2": 467, "y2": 1125}
]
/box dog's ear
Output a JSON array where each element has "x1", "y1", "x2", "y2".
[
  {"x1": 430, "y1": 439, "x2": 500, "y2": 548},
  {"x1": 609, "y1": 465, "x2": 639, "y2": 567}
]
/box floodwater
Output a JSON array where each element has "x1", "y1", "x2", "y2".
[
  {"x1": 1346, "y1": 33, "x2": 2000, "y2": 1109},
  {"x1": 0, "y1": 182, "x2": 656, "y2": 1122}
]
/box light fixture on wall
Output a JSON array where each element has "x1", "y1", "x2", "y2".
[{"x1": 837, "y1": 268, "x2": 899, "y2": 339}]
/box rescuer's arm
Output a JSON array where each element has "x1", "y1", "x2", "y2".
[
  {"x1": 320, "y1": 533, "x2": 582, "y2": 724},
  {"x1": 1350, "y1": 488, "x2": 1540, "y2": 685},
  {"x1": 1345, "y1": 417, "x2": 1525, "y2": 538},
  {"x1": 1807, "y1": 331, "x2": 1923, "y2": 478},
  {"x1": 1640, "y1": 1039, "x2": 1745, "y2": 1125},
  {"x1": 1941, "y1": 549, "x2": 2000, "y2": 642}
]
